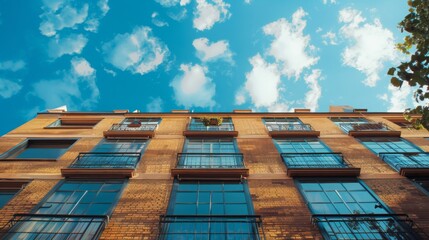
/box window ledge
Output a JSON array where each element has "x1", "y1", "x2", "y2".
[
  {"x1": 103, "y1": 130, "x2": 155, "y2": 138},
  {"x1": 348, "y1": 130, "x2": 401, "y2": 137},
  {"x1": 61, "y1": 168, "x2": 135, "y2": 178},
  {"x1": 171, "y1": 168, "x2": 249, "y2": 180},
  {"x1": 183, "y1": 130, "x2": 238, "y2": 137},
  {"x1": 400, "y1": 168, "x2": 429, "y2": 177},
  {"x1": 269, "y1": 130, "x2": 320, "y2": 138},
  {"x1": 287, "y1": 167, "x2": 361, "y2": 177}
]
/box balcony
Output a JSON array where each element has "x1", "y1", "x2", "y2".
[
  {"x1": 61, "y1": 152, "x2": 141, "y2": 178},
  {"x1": 103, "y1": 123, "x2": 158, "y2": 139},
  {"x1": 183, "y1": 123, "x2": 238, "y2": 137},
  {"x1": 280, "y1": 152, "x2": 360, "y2": 177},
  {"x1": 312, "y1": 214, "x2": 428, "y2": 240},
  {"x1": 0, "y1": 214, "x2": 108, "y2": 239},
  {"x1": 379, "y1": 152, "x2": 429, "y2": 177},
  {"x1": 170, "y1": 153, "x2": 249, "y2": 180},
  {"x1": 265, "y1": 123, "x2": 320, "y2": 138},
  {"x1": 339, "y1": 122, "x2": 400, "y2": 137},
  {"x1": 158, "y1": 215, "x2": 265, "y2": 240}
]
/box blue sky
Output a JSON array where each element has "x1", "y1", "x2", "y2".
[{"x1": 0, "y1": 0, "x2": 414, "y2": 135}]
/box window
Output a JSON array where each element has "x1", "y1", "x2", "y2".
[
  {"x1": 296, "y1": 179, "x2": 418, "y2": 239},
  {"x1": 109, "y1": 118, "x2": 161, "y2": 131},
  {"x1": 178, "y1": 138, "x2": 243, "y2": 168},
  {"x1": 71, "y1": 139, "x2": 147, "y2": 169},
  {"x1": 275, "y1": 138, "x2": 347, "y2": 169},
  {"x1": 359, "y1": 137, "x2": 428, "y2": 171},
  {"x1": 188, "y1": 117, "x2": 234, "y2": 131},
  {"x1": 0, "y1": 139, "x2": 76, "y2": 160},
  {"x1": 160, "y1": 181, "x2": 262, "y2": 239},
  {"x1": 331, "y1": 117, "x2": 390, "y2": 134},
  {"x1": 46, "y1": 118, "x2": 101, "y2": 128},
  {"x1": 0, "y1": 190, "x2": 19, "y2": 209},
  {"x1": 263, "y1": 117, "x2": 311, "y2": 131},
  {"x1": 412, "y1": 178, "x2": 429, "y2": 196},
  {"x1": 3, "y1": 180, "x2": 125, "y2": 239}
]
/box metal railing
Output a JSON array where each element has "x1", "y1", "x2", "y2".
[
  {"x1": 280, "y1": 152, "x2": 352, "y2": 169},
  {"x1": 0, "y1": 214, "x2": 108, "y2": 240},
  {"x1": 108, "y1": 123, "x2": 158, "y2": 131},
  {"x1": 69, "y1": 152, "x2": 142, "y2": 169},
  {"x1": 176, "y1": 153, "x2": 245, "y2": 169},
  {"x1": 265, "y1": 123, "x2": 313, "y2": 132},
  {"x1": 158, "y1": 215, "x2": 265, "y2": 240},
  {"x1": 379, "y1": 152, "x2": 429, "y2": 171},
  {"x1": 312, "y1": 214, "x2": 428, "y2": 240},
  {"x1": 187, "y1": 123, "x2": 235, "y2": 131},
  {"x1": 339, "y1": 122, "x2": 391, "y2": 133}
]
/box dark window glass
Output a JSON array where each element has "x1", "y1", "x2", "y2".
[
  {"x1": 0, "y1": 191, "x2": 19, "y2": 209},
  {"x1": 4, "y1": 139, "x2": 76, "y2": 160}
]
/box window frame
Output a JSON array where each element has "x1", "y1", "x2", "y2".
[
  {"x1": 0, "y1": 138, "x2": 78, "y2": 161},
  {"x1": 45, "y1": 118, "x2": 102, "y2": 129},
  {"x1": 273, "y1": 138, "x2": 332, "y2": 153},
  {"x1": 357, "y1": 137, "x2": 424, "y2": 155}
]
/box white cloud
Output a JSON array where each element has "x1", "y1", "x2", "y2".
[
  {"x1": 0, "y1": 60, "x2": 26, "y2": 72},
  {"x1": 152, "y1": 12, "x2": 169, "y2": 27},
  {"x1": 71, "y1": 57, "x2": 94, "y2": 76},
  {"x1": 168, "y1": 8, "x2": 188, "y2": 21},
  {"x1": 102, "y1": 26, "x2": 169, "y2": 75},
  {"x1": 303, "y1": 69, "x2": 322, "y2": 111},
  {"x1": 103, "y1": 68, "x2": 117, "y2": 77},
  {"x1": 267, "y1": 102, "x2": 291, "y2": 112},
  {"x1": 170, "y1": 63, "x2": 215, "y2": 108},
  {"x1": 243, "y1": 54, "x2": 281, "y2": 108},
  {"x1": 155, "y1": 0, "x2": 190, "y2": 7},
  {"x1": 146, "y1": 97, "x2": 163, "y2": 112},
  {"x1": 32, "y1": 57, "x2": 99, "y2": 110},
  {"x1": 193, "y1": 0, "x2": 231, "y2": 31},
  {"x1": 377, "y1": 93, "x2": 388, "y2": 102},
  {"x1": 322, "y1": 31, "x2": 338, "y2": 45},
  {"x1": 244, "y1": 0, "x2": 251, "y2": 4},
  {"x1": 339, "y1": 7, "x2": 398, "y2": 87},
  {"x1": 234, "y1": 87, "x2": 247, "y2": 105},
  {"x1": 323, "y1": 0, "x2": 336, "y2": 4},
  {"x1": 0, "y1": 78, "x2": 22, "y2": 98},
  {"x1": 263, "y1": 8, "x2": 319, "y2": 79},
  {"x1": 387, "y1": 84, "x2": 412, "y2": 112},
  {"x1": 48, "y1": 34, "x2": 88, "y2": 59},
  {"x1": 193, "y1": 38, "x2": 233, "y2": 62},
  {"x1": 39, "y1": 0, "x2": 109, "y2": 36},
  {"x1": 40, "y1": 2, "x2": 89, "y2": 37}
]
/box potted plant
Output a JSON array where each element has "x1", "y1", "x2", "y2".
[
  {"x1": 200, "y1": 116, "x2": 223, "y2": 126},
  {"x1": 127, "y1": 119, "x2": 142, "y2": 127}
]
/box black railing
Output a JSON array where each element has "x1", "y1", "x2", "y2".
[
  {"x1": 158, "y1": 215, "x2": 265, "y2": 240},
  {"x1": 176, "y1": 153, "x2": 245, "y2": 169},
  {"x1": 339, "y1": 122, "x2": 391, "y2": 133},
  {"x1": 0, "y1": 214, "x2": 108, "y2": 240},
  {"x1": 280, "y1": 152, "x2": 351, "y2": 169},
  {"x1": 187, "y1": 123, "x2": 235, "y2": 131},
  {"x1": 69, "y1": 152, "x2": 142, "y2": 169},
  {"x1": 379, "y1": 152, "x2": 429, "y2": 171},
  {"x1": 108, "y1": 123, "x2": 157, "y2": 131},
  {"x1": 312, "y1": 214, "x2": 428, "y2": 240},
  {"x1": 265, "y1": 123, "x2": 313, "y2": 132}
]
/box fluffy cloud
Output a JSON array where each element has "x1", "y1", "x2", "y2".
[
  {"x1": 323, "y1": 0, "x2": 336, "y2": 4},
  {"x1": 303, "y1": 69, "x2": 322, "y2": 111},
  {"x1": 339, "y1": 7, "x2": 398, "y2": 87},
  {"x1": 152, "y1": 12, "x2": 169, "y2": 27},
  {"x1": 0, "y1": 60, "x2": 26, "y2": 72},
  {"x1": 263, "y1": 8, "x2": 319, "y2": 79},
  {"x1": 48, "y1": 34, "x2": 88, "y2": 59},
  {"x1": 170, "y1": 63, "x2": 215, "y2": 108},
  {"x1": 193, "y1": 0, "x2": 231, "y2": 31},
  {"x1": 386, "y1": 84, "x2": 412, "y2": 112},
  {"x1": 192, "y1": 38, "x2": 233, "y2": 62},
  {"x1": 39, "y1": 0, "x2": 109, "y2": 36},
  {"x1": 243, "y1": 54, "x2": 281, "y2": 108},
  {"x1": 155, "y1": 0, "x2": 190, "y2": 7},
  {"x1": 102, "y1": 26, "x2": 169, "y2": 75},
  {"x1": 146, "y1": 97, "x2": 163, "y2": 112},
  {"x1": 0, "y1": 78, "x2": 22, "y2": 98},
  {"x1": 322, "y1": 31, "x2": 338, "y2": 45},
  {"x1": 32, "y1": 57, "x2": 99, "y2": 109}
]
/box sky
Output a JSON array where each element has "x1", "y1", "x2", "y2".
[{"x1": 0, "y1": 0, "x2": 415, "y2": 135}]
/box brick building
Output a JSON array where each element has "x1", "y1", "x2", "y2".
[{"x1": 0, "y1": 107, "x2": 428, "y2": 239}]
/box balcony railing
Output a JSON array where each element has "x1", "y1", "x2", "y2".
[
  {"x1": 176, "y1": 153, "x2": 244, "y2": 169},
  {"x1": 109, "y1": 123, "x2": 158, "y2": 131},
  {"x1": 0, "y1": 214, "x2": 108, "y2": 239},
  {"x1": 312, "y1": 214, "x2": 427, "y2": 240},
  {"x1": 187, "y1": 123, "x2": 235, "y2": 131},
  {"x1": 69, "y1": 152, "x2": 142, "y2": 169},
  {"x1": 339, "y1": 122, "x2": 391, "y2": 133},
  {"x1": 265, "y1": 123, "x2": 313, "y2": 132},
  {"x1": 281, "y1": 152, "x2": 351, "y2": 169},
  {"x1": 379, "y1": 152, "x2": 429, "y2": 171},
  {"x1": 158, "y1": 215, "x2": 265, "y2": 240}
]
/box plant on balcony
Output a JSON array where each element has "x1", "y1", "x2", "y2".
[
  {"x1": 127, "y1": 119, "x2": 141, "y2": 127},
  {"x1": 200, "y1": 116, "x2": 223, "y2": 126}
]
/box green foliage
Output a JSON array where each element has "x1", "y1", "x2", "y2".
[
  {"x1": 389, "y1": 0, "x2": 429, "y2": 130},
  {"x1": 200, "y1": 116, "x2": 223, "y2": 126}
]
